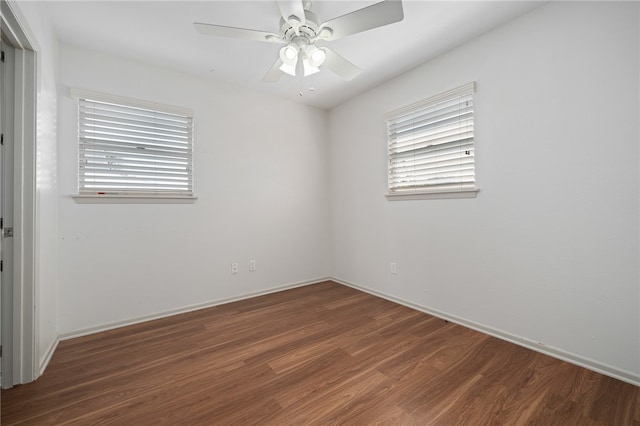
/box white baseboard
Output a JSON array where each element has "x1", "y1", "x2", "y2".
[
  {"x1": 58, "y1": 277, "x2": 331, "y2": 342},
  {"x1": 333, "y1": 277, "x2": 640, "y2": 387},
  {"x1": 38, "y1": 337, "x2": 60, "y2": 378}
]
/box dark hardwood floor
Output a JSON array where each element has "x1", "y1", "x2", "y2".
[{"x1": 2, "y1": 281, "x2": 638, "y2": 425}]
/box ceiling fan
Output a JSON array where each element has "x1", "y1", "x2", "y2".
[{"x1": 194, "y1": 0, "x2": 404, "y2": 83}]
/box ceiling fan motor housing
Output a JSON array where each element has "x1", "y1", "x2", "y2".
[{"x1": 280, "y1": 9, "x2": 326, "y2": 44}]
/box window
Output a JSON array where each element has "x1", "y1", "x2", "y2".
[
  {"x1": 385, "y1": 82, "x2": 477, "y2": 200},
  {"x1": 72, "y1": 89, "x2": 194, "y2": 199}
]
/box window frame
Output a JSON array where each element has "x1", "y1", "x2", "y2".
[
  {"x1": 384, "y1": 82, "x2": 479, "y2": 201},
  {"x1": 70, "y1": 88, "x2": 196, "y2": 203}
]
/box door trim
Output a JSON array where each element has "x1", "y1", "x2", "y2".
[{"x1": 1, "y1": 0, "x2": 37, "y2": 387}]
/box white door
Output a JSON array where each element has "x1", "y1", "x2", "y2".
[
  {"x1": 0, "y1": 37, "x2": 16, "y2": 389},
  {"x1": 0, "y1": 36, "x2": 4, "y2": 388}
]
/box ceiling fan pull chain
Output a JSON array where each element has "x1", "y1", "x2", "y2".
[
  {"x1": 308, "y1": 74, "x2": 316, "y2": 92},
  {"x1": 297, "y1": 56, "x2": 304, "y2": 96}
]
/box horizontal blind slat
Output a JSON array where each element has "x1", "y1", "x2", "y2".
[
  {"x1": 390, "y1": 141, "x2": 474, "y2": 162},
  {"x1": 390, "y1": 178, "x2": 475, "y2": 190},
  {"x1": 388, "y1": 102, "x2": 473, "y2": 133},
  {"x1": 390, "y1": 157, "x2": 475, "y2": 174},
  {"x1": 80, "y1": 167, "x2": 191, "y2": 178},
  {"x1": 80, "y1": 177, "x2": 191, "y2": 186},
  {"x1": 79, "y1": 131, "x2": 191, "y2": 149},
  {"x1": 80, "y1": 140, "x2": 191, "y2": 157},
  {"x1": 389, "y1": 115, "x2": 473, "y2": 140},
  {"x1": 80, "y1": 121, "x2": 190, "y2": 140},
  {"x1": 80, "y1": 100, "x2": 191, "y2": 123},
  {"x1": 78, "y1": 112, "x2": 190, "y2": 129},
  {"x1": 389, "y1": 129, "x2": 473, "y2": 152}
]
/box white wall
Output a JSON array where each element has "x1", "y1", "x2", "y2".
[
  {"x1": 329, "y1": 1, "x2": 639, "y2": 384},
  {"x1": 10, "y1": 0, "x2": 60, "y2": 375},
  {"x1": 57, "y1": 45, "x2": 330, "y2": 334}
]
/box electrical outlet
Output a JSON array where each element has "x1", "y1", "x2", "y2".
[
  {"x1": 249, "y1": 260, "x2": 256, "y2": 272},
  {"x1": 231, "y1": 262, "x2": 239, "y2": 274},
  {"x1": 390, "y1": 262, "x2": 397, "y2": 274}
]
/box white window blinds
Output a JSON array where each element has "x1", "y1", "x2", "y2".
[
  {"x1": 386, "y1": 82, "x2": 475, "y2": 194},
  {"x1": 76, "y1": 91, "x2": 193, "y2": 196}
]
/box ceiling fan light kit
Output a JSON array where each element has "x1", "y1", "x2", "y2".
[
  {"x1": 306, "y1": 45, "x2": 326, "y2": 67},
  {"x1": 278, "y1": 38, "x2": 327, "y2": 77},
  {"x1": 194, "y1": 0, "x2": 404, "y2": 85}
]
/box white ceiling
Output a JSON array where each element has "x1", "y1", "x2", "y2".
[{"x1": 45, "y1": 0, "x2": 543, "y2": 110}]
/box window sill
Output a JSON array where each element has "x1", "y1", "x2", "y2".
[
  {"x1": 385, "y1": 189, "x2": 479, "y2": 201},
  {"x1": 72, "y1": 194, "x2": 197, "y2": 204}
]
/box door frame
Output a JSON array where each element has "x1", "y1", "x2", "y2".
[{"x1": 1, "y1": 0, "x2": 37, "y2": 388}]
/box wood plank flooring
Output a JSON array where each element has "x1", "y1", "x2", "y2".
[{"x1": 2, "y1": 281, "x2": 638, "y2": 425}]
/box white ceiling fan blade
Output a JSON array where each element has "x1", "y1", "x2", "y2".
[
  {"x1": 194, "y1": 22, "x2": 283, "y2": 43},
  {"x1": 320, "y1": 48, "x2": 362, "y2": 81},
  {"x1": 263, "y1": 58, "x2": 285, "y2": 83},
  {"x1": 277, "y1": 0, "x2": 306, "y2": 25},
  {"x1": 319, "y1": 0, "x2": 404, "y2": 41}
]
